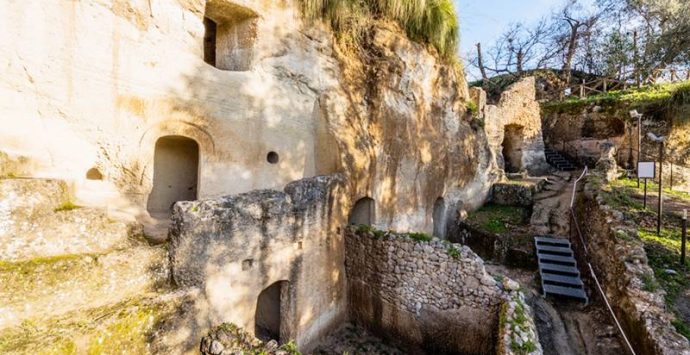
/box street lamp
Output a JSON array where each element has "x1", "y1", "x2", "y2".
[
  {"x1": 630, "y1": 110, "x2": 643, "y2": 188},
  {"x1": 647, "y1": 132, "x2": 666, "y2": 236}
]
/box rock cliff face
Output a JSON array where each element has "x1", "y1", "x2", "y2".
[
  {"x1": 0, "y1": 0, "x2": 496, "y2": 236},
  {"x1": 0, "y1": 0, "x2": 547, "y2": 353}
]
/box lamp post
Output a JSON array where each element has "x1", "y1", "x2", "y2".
[
  {"x1": 630, "y1": 110, "x2": 643, "y2": 188},
  {"x1": 682, "y1": 209, "x2": 687, "y2": 265},
  {"x1": 647, "y1": 132, "x2": 666, "y2": 236}
]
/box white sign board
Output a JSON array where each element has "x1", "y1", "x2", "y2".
[{"x1": 638, "y1": 162, "x2": 656, "y2": 179}]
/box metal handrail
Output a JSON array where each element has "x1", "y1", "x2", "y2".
[{"x1": 569, "y1": 167, "x2": 637, "y2": 355}]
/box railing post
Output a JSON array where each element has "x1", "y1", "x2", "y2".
[
  {"x1": 580, "y1": 80, "x2": 585, "y2": 98},
  {"x1": 603, "y1": 78, "x2": 608, "y2": 93}
]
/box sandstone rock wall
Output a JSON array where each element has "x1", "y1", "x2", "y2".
[
  {"x1": 169, "y1": 174, "x2": 348, "y2": 350},
  {"x1": 0, "y1": 0, "x2": 498, "y2": 237},
  {"x1": 344, "y1": 227, "x2": 540, "y2": 354},
  {"x1": 478, "y1": 77, "x2": 550, "y2": 176}
]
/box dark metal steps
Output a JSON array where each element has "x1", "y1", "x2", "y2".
[
  {"x1": 535, "y1": 236, "x2": 570, "y2": 246},
  {"x1": 535, "y1": 236, "x2": 588, "y2": 303},
  {"x1": 541, "y1": 273, "x2": 583, "y2": 287},
  {"x1": 543, "y1": 284, "x2": 588, "y2": 301},
  {"x1": 545, "y1": 149, "x2": 578, "y2": 171},
  {"x1": 539, "y1": 254, "x2": 577, "y2": 265},
  {"x1": 539, "y1": 263, "x2": 580, "y2": 275},
  {"x1": 535, "y1": 245, "x2": 573, "y2": 256}
]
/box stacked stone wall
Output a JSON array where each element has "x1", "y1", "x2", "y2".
[{"x1": 344, "y1": 227, "x2": 541, "y2": 354}]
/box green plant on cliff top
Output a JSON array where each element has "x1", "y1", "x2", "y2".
[
  {"x1": 446, "y1": 244, "x2": 460, "y2": 259},
  {"x1": 542, "y1": 80, "x2": 690, "y2": 114},
  {"x1": 298, "y1": 0, "x2": 459, "y2": 59}
]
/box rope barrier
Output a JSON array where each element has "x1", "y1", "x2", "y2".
[{"x1": 569, "y1": 167, "x2": 637, "y2": 355}]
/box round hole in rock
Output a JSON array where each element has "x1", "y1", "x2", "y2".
[
  {"x1": 267, "y1": 151, "x2": 279, "y2": 164},
  {"x1": 86, "y1": 167, "x2": 103, "y2": 180}
]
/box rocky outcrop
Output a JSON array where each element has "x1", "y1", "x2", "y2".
[
  {"x1": 169, "y1": 174, "x2": 347, "y2": 350},
  {"x1": 480, "y1": 77, "x2": 550, "y2": 176},
  {"x1": 344, "y1": 227, "x2": 540, "y2": 354}
]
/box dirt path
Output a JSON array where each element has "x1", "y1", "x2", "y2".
[
  {"x1": 489, "y1": 170, "x2": 625, "y2": 354},
  {"x1": 530, "y1": 171, "x2": 575, "y2": 237}
]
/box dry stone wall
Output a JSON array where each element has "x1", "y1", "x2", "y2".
[
  {"x1": 344, "y1": 227, "x2": 540, "y2": 354},
  {"x1": 576, "y1": 174, "x2": 690, "y2": 354}
]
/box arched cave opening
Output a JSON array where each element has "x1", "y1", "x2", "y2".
[
  {"x1": 348, "y1": 197, "x2": 375, "y2": 226},
  {"x1": 255, "y1": 280, "x2": 289, "y2": 343},
  {"x1": 502, "y1": 124, "x2": 525, "y2": 173},
  {"x1": 146, "y1": 135, "x2": 199, "y2": 216},
  {"x1": 432, "y1": 197, "x2": 446, "y2": 238}
]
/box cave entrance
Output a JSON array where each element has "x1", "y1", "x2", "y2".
[
  {"x1": 432, "y1": 197, "x2": 446, "y2": 238},
  {"x1": 255, "y1": 280, "x2": 289, "y2": 343},
  {"x1": 348, "y1": 197, "x2": 375, "y2": 226},
  {"x1": 147, "y1": 135, "x2": 199, "y2": 216},
  {"x1": 502, "y1": 124, "x2": 524, "y2": 173}
]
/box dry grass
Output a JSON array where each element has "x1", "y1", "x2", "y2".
[{"x1": 298, "y1": 0, "x2": 459, "y2": 60}]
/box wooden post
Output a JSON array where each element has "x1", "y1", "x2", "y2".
[
  {"x1": 644, "y1": 178, "x2": 648, "y2": 208},
  {"x1": 580, "y1": 80, "x2": 585, "y2": 98},
  {"x1": 637, "y1": 115, "x2": 642, "y2": 188},
  {"x1": 603, "y1": 78, "x2": 608, "y2": 93}
]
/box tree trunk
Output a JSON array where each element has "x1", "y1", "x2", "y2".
[
  {"x1": 476, "y1": 42, "x2": 488, "y2": 83},
  {"x1": 562, "y1": 23, "x2": 579, "y2": 85}
]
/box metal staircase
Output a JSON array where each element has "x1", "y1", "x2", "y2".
[
  {"x1": 535, "y1": 236, "x2": 588, "y2": 303},
  {"x1": 545, "y1": 148, "x2": 577, "y2": 171}
]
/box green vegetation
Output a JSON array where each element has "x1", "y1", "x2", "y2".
[
  {"x1": 499, "y1": 296, "x2": 537, "y2": 354},
  {"x1": 542, "y1": 81, "x2": 690, "y2": 115},
  {"x1": 466, "y1": 204, "x2": 527, "y2": 234},
  {"x1": 465, "y1": 100, "x2": 478, "y2": 117},
  {"x1": 0, "y1": 296, "x2": 179, "y2": 354},
  {"x1": 53, "y1": 201, "x2": 80, "y2": 212},
  {"x1": 407, "y1": 232, "x2": 432, "y2": 242},
  {"x1": 446, "y1": 243, "x2": 460, "y2": 259},
  {"x1": 601, "y1": 177, "x2": 690, "y2": 340},
  {"x1": 298, "y1": 0, "x2": 459, "y2": 59},
  {"x1": 615, "y1": 177, "x2": 690, "y2": 201}
]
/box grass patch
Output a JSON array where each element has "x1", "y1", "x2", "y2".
[
  {"x1": 446, "y1": 244, "x2": 460, "y2": 259},
  {"x1": 602, "y1": 178, "x2": 690, "y2": 340},
  {"x1": 407, "y1": 232, "x2": 432, "y2": 242},
  {"x1": 466, "y1": 204, "x2": 527, "y2": 234},
  {"x1": 673, "y1": 319, "x2": 690, "y2": 340},
  {"x1": 615, "y1": 177, "x2": 690, "y2": 202},
  {"x1": 53, "y1": 201, "x2": 80, "y2": 212},
  {"x1": 0, "y1": 296, "x2": 180, "y2": 354},
  {"x1": 299, "y1": 0, "x2": 459, "y2": 60},
  {"x1": 542, "y1": 80, "x2": 690, "y2": 115}
]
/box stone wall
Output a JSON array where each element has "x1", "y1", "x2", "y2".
[
  {"x1": 169, "y1": 174, "x2": 348, "y2": 351},
  {"x1": 344, "y1": 227, "x2": 540, "y2": 354},
  {"x1": 575, "y1": 174, "x2": 690, "y2": 354},
  {"x1": 476, "y1": 77, "x2": 550, "y2": 176}
]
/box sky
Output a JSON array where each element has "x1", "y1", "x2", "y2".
[{"x1": 455, "y1": 0, "x2": 597, "y2": 80}]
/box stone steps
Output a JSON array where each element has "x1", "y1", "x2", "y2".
[
  {"x1": 535, "y1": 236, "x2": 588, "y2": 303},
  {"x1": 0, "y1": 243, "x2": 169, "y2": 330},
  {"x1": 544, "y1": 149, "x2": 577, "y2": 171}
]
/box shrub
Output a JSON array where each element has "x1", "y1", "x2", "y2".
[{"x1": 298, "y1": 0, "x2": 459, "y2": 60}]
